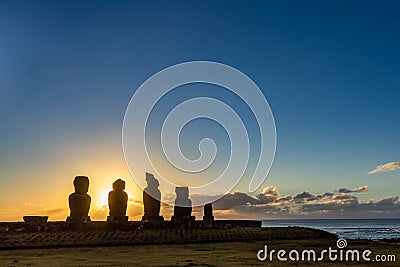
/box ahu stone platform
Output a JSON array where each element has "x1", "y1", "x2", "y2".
[
  {"x1": 0, "y1": 222, "x2": 337, "y2": 250},
  {"x1": 0, "y1": 220, "x2": 261, "y2": 233}
]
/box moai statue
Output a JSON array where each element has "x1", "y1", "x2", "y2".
[
  {"x1": 203, "y1": 203, "x2": 214, "y2": 221},
  {"x1": 107, "y1": 179, "x2": 129, "y2": 224},
  {"x1": 67, "y1": 176, "x2": 91, "y2": 223},
  {"x1": 171, "y1": 187, "x2": 195, "y2": 222},
  {"x1": 141, "y1": 173, "x2": 164, "y2": 222}
]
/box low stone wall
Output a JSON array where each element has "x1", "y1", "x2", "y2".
[{"x1": 0, "y1": 220, "x2": 261, "y2": 233}]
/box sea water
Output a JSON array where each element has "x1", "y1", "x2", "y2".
[{"x1": 262, "y1": 218, "x2": 400, "y2": 240}]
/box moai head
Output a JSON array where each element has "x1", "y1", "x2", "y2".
[
  {"x1": 73, "y1": 176, "x2": 89, "y2": 194},
  {"x1": 112, "y1": 179, "x2": 125, "y2": 191},
  {"x1": 146, "y1": 172, "x2": 159, "y2": 188},
  {"x1": 175, "y1": 187, "x2": 189, "y2": 199}
]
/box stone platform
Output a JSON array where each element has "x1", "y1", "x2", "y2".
[
  {"x1": 0, "y1": 224, "x2": 337, "y2": 250},
  {"x1": 0, "y1": 220, "x2": 261, "y2": 233}
]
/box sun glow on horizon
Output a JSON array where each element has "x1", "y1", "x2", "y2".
[
  {"x1": 95, "y1": 186, "x2": 138, "y2": 208},
  {"x1": 97, "y1": 188, "x2": 110, "y2": 207}
]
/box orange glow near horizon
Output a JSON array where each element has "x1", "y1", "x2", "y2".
[
  {"x1": 95, "y1": 186, "x2": 138, "y2": 208},
  {"x1": 97, "y1": 188, "x2": 110, "y2": 207}
]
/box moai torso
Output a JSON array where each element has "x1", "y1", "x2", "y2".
[
  {"x1": 108, "y1": 179, "x2": 128, "y2": 216},
  {"x1": 69, "y1": 193, "x2": 91, "y2": 217},
  {"x1": 68, "y1": 176, "x2": 91, "y2": 220},
  {"x1": 173, "y1": 187, "x2": 192, "y2": 220},
  {"x1": 143, "y1": 189, "x2": 161, "y2": 217},
  {"x1": 204, "y1": 203, "x2": 213, "y2": 217},
  {"x1": 141, "y1": 173, "x2": 164, "y2": 222},
  {"x1": 203, "y1": 203, "x2": 214, "y2": 221}
]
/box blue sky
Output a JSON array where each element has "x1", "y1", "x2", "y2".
[{"x1": 0, "y1": 0, "x2": 399, "y2": 220}]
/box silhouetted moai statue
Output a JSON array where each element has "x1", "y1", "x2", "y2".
[
  {"x1": 67, "y1": 176, "x2": 91, "y2": 223},
  {"x1": 107, "y1": 179, "x2": 128, "y2": 224},
  {"x1": 171, "y1": 187, "x2": 195, "y2": 222},
  {"x1": 142, "y1": 173, "x2": 164, "y2": 222},
  {"x1": 203, "y1": 203, "x2": 214, "y2": 221}
]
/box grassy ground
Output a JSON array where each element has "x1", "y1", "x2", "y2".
[
  {"x1": 0, "y1": 239, "x2": 399, "y2": 266},
  {"x1": 0, "y1": 227, "x2": 398, "y2": 266}
]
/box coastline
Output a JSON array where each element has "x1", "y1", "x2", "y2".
[{"x1": 262, "y1": 218, "x2": 400, "y2": 240}]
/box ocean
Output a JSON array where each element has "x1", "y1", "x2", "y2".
[{"x1": 262, "y1": 218, "x2": 400, "y2": 240}]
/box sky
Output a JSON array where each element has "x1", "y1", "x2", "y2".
[{"x1": 0, "y1": 0, "x2": 399, "y2": 221}]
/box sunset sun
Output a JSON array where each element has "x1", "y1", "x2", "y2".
[{"x1": 97, "y1": 188, "x2": 110, "y2": 207}]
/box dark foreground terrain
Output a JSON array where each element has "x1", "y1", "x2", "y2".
[{"x1": 0, "y1": 227, "x2": 398, "y2": 266}]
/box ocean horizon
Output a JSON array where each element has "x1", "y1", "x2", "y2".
[{"x1": 262, "y1": 218, "x2": 400, "y2": 240}]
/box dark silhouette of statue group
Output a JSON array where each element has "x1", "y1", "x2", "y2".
[
  {"x1": 66, "y1": 173, "x2": 214, "y2": 225},
  {"x1": 66, "y1": 176, "x2": 129, "y2": 224}
]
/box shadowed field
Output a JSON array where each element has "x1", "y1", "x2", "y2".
[
  {"x1": 0, "y1": 227, "x2": 398, "y2": 266},
  {"x1": 1, "y1": 239, "x2": 399, "y2": 266}
]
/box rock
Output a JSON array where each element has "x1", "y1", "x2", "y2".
[{"x1": 23, "y1": 216, "x2": 48, "y2": 224}]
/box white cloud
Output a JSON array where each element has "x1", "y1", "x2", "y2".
[
  {"x1": 351, "y1": 185, "x2": 369, "y2": 193},
  {"x1": 368, "y1": 162, "x2": 400, "y2": 174},
  {"x1": 337, "y1": 185, "x2": 369, "y2": 193}
]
